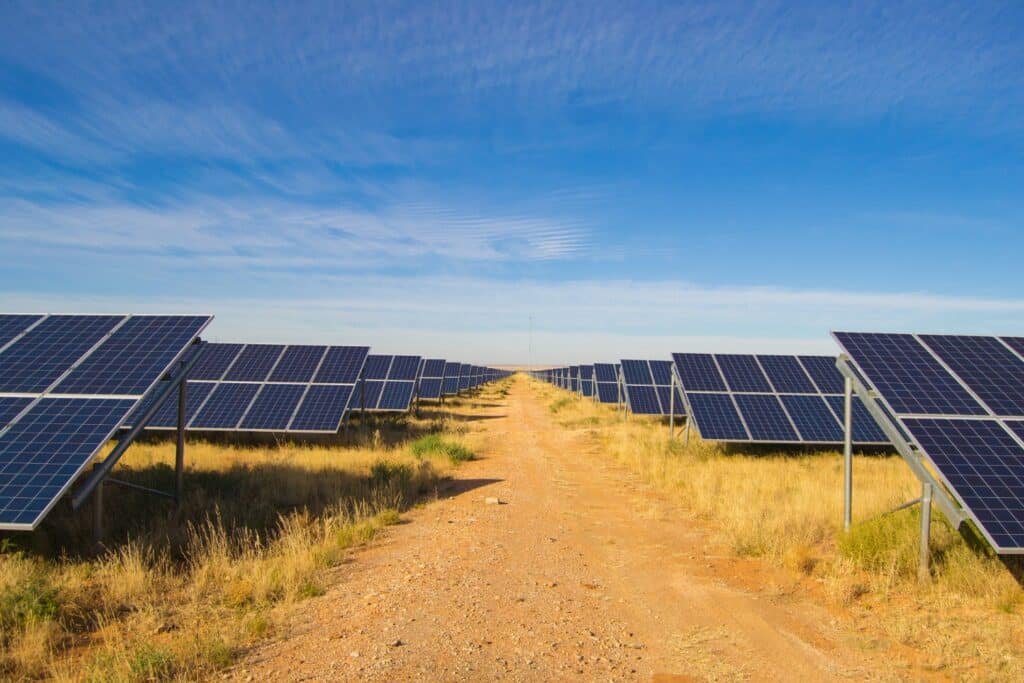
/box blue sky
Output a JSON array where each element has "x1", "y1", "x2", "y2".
[{"x1": 2, "y1": 1, "x2": 1023, "y2": 363}]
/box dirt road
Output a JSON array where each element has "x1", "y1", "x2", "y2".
[{"x1": 238, "y1": 376, "x2": 889, "y2": 681}]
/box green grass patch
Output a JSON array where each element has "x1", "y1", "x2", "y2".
[
  {"x1": 839, "y1": 508, "x2": 921, "y2": 578},
  {"x1": 548, "y1": 397, "x2": 574, "y2": 414},
  {"x1": 409, "y1": 434, "x2": 475, "y2": 463}
]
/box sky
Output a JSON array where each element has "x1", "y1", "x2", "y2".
[{"x1": 1, "y1": 1, "x2": 1023, "y2": 364}]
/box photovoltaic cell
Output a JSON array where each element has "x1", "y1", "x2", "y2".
[
  {"x1": 290, "y1": 384, "x2": 353, "y2": 432},
  {"x1": 190, "y1": 383, "x2": 260, "y2": 429},
  {"x1": 144, "y1": 381, "x2": 217, "y2": 429},
  {"x1": 359, "y1": 380, "x2": 384, "y2": 409},
  {"x1": 422, "y1": 359, "x2": 446, "y2": 378},
  {"x1": 621, "y1": 360, "x2": 652, "y2": 385},
  {"x1": 903, "y1": 418, "x2": 1024, "y2": 551},
  {"x1": 919, "y1": 335, "x2": 1024, "y2": 417},
  {"x1": 779, "y1": 394, "x2": 843, "y2": 442},
  {"x1": 0, "y1": 398, "x2": 136, "y2": 528},
  {"x1": 314, "y1": 346, "x2": 370, "y2": 384},
  {"x1": 0, "y1": 314, "x2": 42, "y2": 348},
  {"x1": 418, "y1": 378, "x2": 444, "y2": 399},
  {"x1": 672, "y1": 353, "x2": 726, "y2": 391},
  {"x1": 240, "y1": 384, "x2": 306, "y2": 430},
  {"x1": 797, "y1": 355, "x2": 847, "y2": 395},
  {"x1": 223, "y1": 345, "x2": 284, "y2": 382},
  {"x1": 735, "y1": 394, "x2": 797, "y2": 441},
  {"x1": 717, "y1": 355, "x2": 772, "y2": 393},
  {"x1": 758, "y1": 355, "x2": 816, "y2": 394},
  {"x1": 649, "y1": 361, "x2": 673, "y2": 386},
  {"x1": 687, "y1": 393, "x2": 748, "y2": 441},
  {"x1": 0, "y1": 315, "x2": 123, "y2": 393},
  {"x1": 55, "y1": 315, "x2": 210, "y2": 396},
  {"x1": 596, "y1": 382, "x2": 619, "y2": 403},
  {"x1": 190, "y1": 343, "x2": 243, "y2": 380},
  {"x1": 269, "y1": 346, "x2": 326, "y2": 383},
  {"x1": 833, "y1": 333, "x2": 985, "y2": 415}
]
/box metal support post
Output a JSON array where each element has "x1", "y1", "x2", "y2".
[
  {"x1": 669, "y1": 380, "x2": 675, "y2": 436},
  {"x1": 93, "y1": 479, "x2": 104, "y2": 545},
  {"x1": 919, "y1": 483, "x2": 932, "y2": 582},
  {"x1": 175, "y1": 377, "x2": 187, "y2": 507},
  {"x1": 843, "y1": 376, "x2": 853, "y2": 532}
]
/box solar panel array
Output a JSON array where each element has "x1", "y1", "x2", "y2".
[
  {"x1": 131, "y1": 342, "x2": 370, "y2": 433},
  {"x1": 0, "y1": 314, "x2": 211, "y2": 529},
  {"x1": 835, "y1": 332, "x2": 1024, "y2": 554},
  {"x1": 620, "y1": 359, "x2": 684, "y2": 416},
  {"x1": 672, "y1": 353, "x2": 888, "y2": 445}
]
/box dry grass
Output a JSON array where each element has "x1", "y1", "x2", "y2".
[
  {"x1": 530, "y1": 378, "x2": 1024, "y2": 679},
  {"x1": 0, "y1": 407, "x2": 480, "y2": 681}
]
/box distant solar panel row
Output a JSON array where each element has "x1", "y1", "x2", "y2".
[
  {"x1": 0, "y1": 313, "x2": 211, "y2": 530},
  {"x1": 417, "y1": 358, "x2": 447, "y2": 401},
  {"x1": 132, "y1": 342, "x2": 369, "y2": 433},
  {"x1": 355, "y1": 354, "x2": 420, "y2": 412},
  {"x1": 620, "y1": 359, "x2": 683, "y2": 416},
  {"x1": 835, "y1": 332, "x2": 1024, "y2": 553},
  {"x1": 672, "y1": 353, "x2": 888, "y2": 445}
]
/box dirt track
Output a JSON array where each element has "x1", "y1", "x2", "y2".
[{"x1": 237, "y1": 376, "x2": 890, "y2": 681}]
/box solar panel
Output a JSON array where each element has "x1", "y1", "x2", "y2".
[
  {"x1": 443, "y1": 362, "x2": 462, "y2": 396},
  {"x1": 190, "y1": 382, "x2": 261, "y2": 429},
  {"x1": 834, "y1": 332, "x2": 1024, "y2": 553},
  {"x1": 421, "y1": 359, "x2": 446, "y2": 378},
  {"x1": 137, "y1": 380, "x2": 216, "y2": 429},
  {"x1": 579, "y1": 365, "x2": 594, "y2": 397},
  {"x1": 594, "y1": 363, "x2": 617, "y2": 383},
  {"x1": 458, "y1": 364, "x2": 472, "y2": 391},
  {"x1": 620, "y1": 359, "x2": 681, "y2": 416},
  {"x1": 290, "y1": 384, "x2": 354, "y2": 432},
  {"x1": 314, "y1": 346, "x2": 370, "y2": 384},
  {"x1": 418, "y1": 378, "x2": 443, "y2": 399},
  {"x1": 624, "y1": 385, "x2": 661, "y2": 415},
  {"x1": 417, "y1": 359, "x2": 446, "y2": 401},
  {"x1": 673, "y1": 352, "x2": 888, "y2": 445},
  {"x1": 596, "y1": 381, "x2": 620, "y2": 404},
  {"x1": 0, "y1": 314, "x2": 211, "y2": 530},
  {"x1": 0, "y1": 315, "x2": 123, "y2": 393},
  {"x1": 190, "y1": 343, "x2": 243, "y2": 380},
  {"x1": 239, "y1": 383, "x2": 307, "y2": 430},
  {"x1": 389, "y1": 356, "x2": 421, "y2": 382},
  {"x1": 223, "y1": 344, "x2": 285, "y2": 382},
  {"x1": 379, "y1": 382, "x2": 415, "y2": 411},
  {"x1": 269, "y1": 346, "x2": 327, "y2": 383},
  {"x1": 55, "y1": 315, "x2": 212, "y2": 396}
]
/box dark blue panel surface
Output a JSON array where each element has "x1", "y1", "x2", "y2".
[
  {"x1": 422, "y1": 359, "x2": 446, "y2": 378},
  {"x1": 1002, "y1": 337, "x2": 1024, "y2": 359},
  {"x1": 920, "y1": 335, "x2": 1024, "y2": 417},
  {"x1": 240, "y1": 384, "x2": 306, "y2": 430},
  {"x1": 0, "y1": 397, "x2": 135, "y2": 528},
  {"x1": 824, "y1": 395, "x2": 889, "y2": 443},
  {"x1": 190, "y1": 383, "x2": 260, "y2": 429},
  {"x1": 190, "y1": 343, "x2": 243, "y2": 380},
  {"x1": 672, "y1": 354, "x2": 727, "y2": 392},
  {"x1": 359, "y1": 380, "x2": 384, "y2": 409},
  {"x1": 735, "y1": 394, "x2": 798, "y2": 441},
  {"x1": 144, "y1": 380, "x2": 216, "y2": 428},
  {"x1": 780, "y1": 395, "x2": 843, "y2": 442},
  {"x1": 621, "y1": 360, "x2": 652, "y2": 385},
  {"x1": 56, "y1": 315, "x2": 209, "y2": 395},
  {"x1": 442, "y1": 377, "x2": 460, "y2": 396},
  {"x1": 578, "y1": 365, "x2": 594, "y2": 382},
  {"x1": 581, "y1": 380, "x2": 594, "y2": 398},
  {"x1": 0, "y1": 315, "x2": 122, "y2": 393},
  {"x1": 833, "y1": 334, "x2": 985, "y2": 415},
  {"x1": 903, "y1": 418, "x2": 1024, "y2": 551},
  {"x1": 758, "y1": 355, "x2": 816, "y2": 393},
  {"x1": 290, "y1": 384, "x2": 353, "y2": 432},
  {"x1": 649, "y1": 361, "x2": 673, "y2": 387},
  {"x1": 223, "y1": 345, "x2": 285, "y2": 382},
  {"x1": 269, "y1": 346, "x2": 327, "y2": 383},
  {"x1": 656, "y1": 386, "x2": 684, "y2": 416},
  {"x1": 594, "y1": 363, "x2": 618, "y2": 382},
  {"x1": 314, "y1": 346, "x2": 369, "y2": 384},
  {"x1": 363, "y1": 355, "x2": 392, "y2": 380},
  {"x1": 626, "y1": 385, "x2": 661, "y2": 414},
  {"x1": 688, "y1": 393, "x2": 748, "y2": 440},
  {"x1": 0, "y1": 397, "x2": 31, "y2": 428},
  {"x1": 1006, "y1": 421, "x2": 1024, "y2": 442},
  {"x1": 0, "y1": 314, "x2": 42, "y2": 348},
  {"x1": 388, "y1": 356, "x2": 421, "y2": 381},
  {"x1": 379, "y1": 381, "x2": 415, "y2": 410},
  {"x1": 596, "y1": 382, "x2": 619, "y2": 403},
  {"x1": 797, "y1": 355, "x2": 847, "y2": 395},
  {"x1": 717, "y1": 355, "x2": 772, "y2": 393},
  {"x1": 418, "y1": 378, "x2": 444, "y2": 399}
]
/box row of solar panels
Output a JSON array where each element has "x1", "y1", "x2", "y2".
[
  {"x1": 0, "y1": 314, "x2": 509, "y2": 530},
  {"x1": 533, "y1": 354, "x2": 888, "y2": 446}
]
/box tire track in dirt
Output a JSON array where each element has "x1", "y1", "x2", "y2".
[{"x1": 235, "y1": 376, "x2": 891, "y2": 681}]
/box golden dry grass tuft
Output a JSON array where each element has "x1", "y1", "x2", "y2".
[
  {"x1": 529, "y1": 377, "x2": 1024, "y2": 679},
  {"x1": 0, "y1": 402, "x2": 485, "y2": 682}
]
